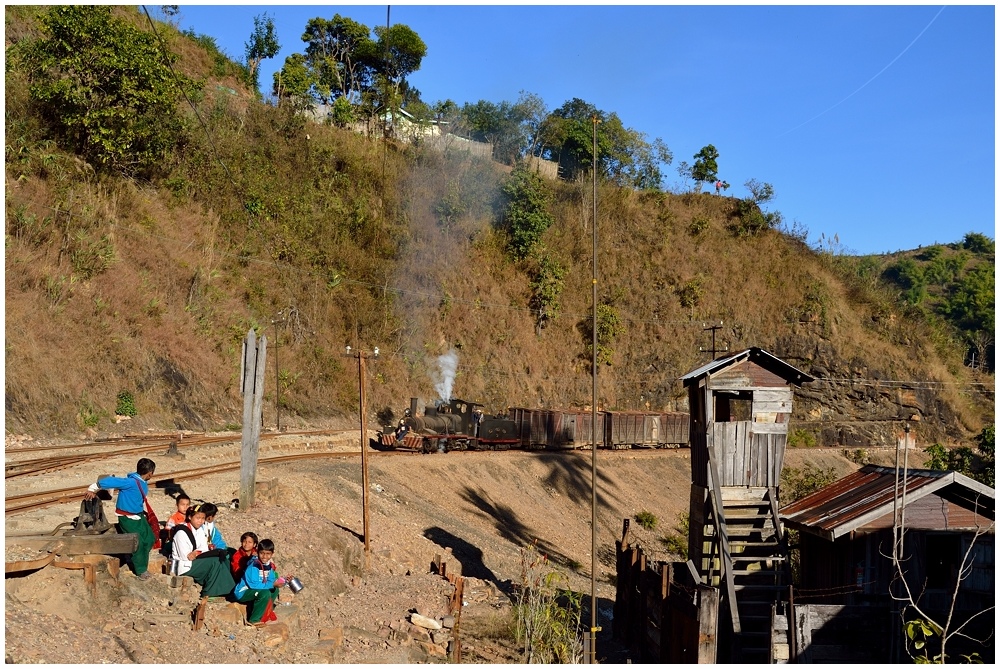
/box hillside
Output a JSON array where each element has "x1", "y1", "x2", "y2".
[{"x1": 4, "y1": 6, "x2": 994, "y2": 449}]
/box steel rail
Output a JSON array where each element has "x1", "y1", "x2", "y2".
[
  {"x1": 4, "y1": 428, "x2": 350, "y2": 454},
  {"x1": 4, "y1": 429, "x2": 354, "y2": 479},
  {"x1": 4, "y1": 449, "x2": 416, "y2": 515}
]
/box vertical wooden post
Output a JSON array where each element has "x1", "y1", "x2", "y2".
[
  {"x1": 358, "y1": 352, "x2": 371, "y2": 565},
  {"x1": 697, "y1": 586, "x2": 720, "y2": 663},
  {"x1": 240, "y1": 329, "x2": 267, "y2": 511}
]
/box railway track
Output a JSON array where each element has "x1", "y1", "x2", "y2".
[
  {"x1": 4, "y1": 449, "x2": 409, "y2": 515},
  {"x1": 4, "y1": 429, "x2": 351, "y2": 479}
]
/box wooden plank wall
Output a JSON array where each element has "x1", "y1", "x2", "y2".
[
  {"x1": 615, "y1": 533, "x2": 719, "y2": 663},
  {"x1": 772, "y1": 604, "x2": 893, "y2": 663}
]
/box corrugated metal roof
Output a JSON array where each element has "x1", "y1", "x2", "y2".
[
  {"x1": 780, "y1": 465, "x2": 995, "y2": 541},
  {"x1": 679, "y1": 347, "x2": 813, "y2": 386}
]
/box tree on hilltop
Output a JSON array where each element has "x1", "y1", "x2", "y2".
[
  {"x1": 691, "y1": 144, "x2": 719, "y2": 190},
  {"x1": 244, "y1": 13, "x2": 280, "y2": 93},
  {"x1": 540, "y1": 98, "x2": 671, "y2": 190}
]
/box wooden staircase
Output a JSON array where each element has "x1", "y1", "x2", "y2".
[{"x1": 704, "y1": 475, "x2": 789, "y2": 662}]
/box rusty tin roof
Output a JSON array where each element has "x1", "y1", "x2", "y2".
[
  {"x1": 780, "y1": 465, "x2": 995, "y2": 541},
  {"x1": 679, "y1": 347, "x2": 813, "y2": 386}
]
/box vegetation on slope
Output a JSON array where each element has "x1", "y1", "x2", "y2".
[{"x1": 4, "y1": 7, "x2": 993, "y2": 449}]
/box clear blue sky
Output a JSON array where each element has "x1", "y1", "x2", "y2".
[{"x1": 172, "y1": 3, "x2": 995, "y2": 256}]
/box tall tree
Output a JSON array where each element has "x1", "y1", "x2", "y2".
[
  {"x1": 244, "y1": 13, "x2": 280, "y2": 93},
  {"x1": 272, "y1": 53, "x2": 314, "y2": 107},
  {"x1": 691, "y1": 144, "x2": 719, "y2": 189},
  {"x1": 301, "y1": 15, "x2": 373, "y2": 104},
  {"x1": 541, "y1": 98, "x2": 671, "y2": 189}
]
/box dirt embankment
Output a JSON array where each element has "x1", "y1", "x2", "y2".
[{"x1": 5, "y1": 438, "x2": 869, "y2": 664}]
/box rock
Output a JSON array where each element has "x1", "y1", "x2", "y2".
[
  {"x1": 408, "y1": 624, "x2": 431, "y2": 642},
  {"x1": 132, "y1": 620, "x2": 150, "y2": 633},
  {"x1": 277, "y1": 603, "x2": 300, "y2": 630},
  {"x1": 317, "y1": 627, "x2": 343, "y2": 646},
  {"x1": 260, "y1": 622, "x2": 289, "y2": 647},
  {"x1": 441, "y1": 615, "x2": 455, "y2": 629},
  {"x1": 431, "y1": 630, "x2": 450, "y2": 645},
  {"x1": 213, "y1": 603, "x2": 246, "y2": 626},
  {"x1": 417, "y1": 640, "x2": 447, "y2": 658},
  {"x1": 409, "y1": 612, "x2": 442, "y2": 630},
  {"x1": 389, "y1": 618, "x2": 407, "y2": 633}
]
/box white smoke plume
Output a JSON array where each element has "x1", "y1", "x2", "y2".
[{"x1": 432, "y1": 348, "x2": 459, "y2": 403}]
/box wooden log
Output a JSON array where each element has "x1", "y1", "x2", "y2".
[{"x1": 5, "y1": 533, "x2": 138, "y2": 555}]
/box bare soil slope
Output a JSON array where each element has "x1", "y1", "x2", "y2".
[{"x1": 4, "y1": 430, "x2": 870, "y2": 664}]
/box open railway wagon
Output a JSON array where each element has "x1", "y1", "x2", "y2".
[{"x1": 378, "y1": 398, "x2": 519, "y2": 452}]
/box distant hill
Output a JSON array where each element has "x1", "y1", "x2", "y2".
[{"x1": 4, "y1": 6, "x2": 993, "y2": 448}]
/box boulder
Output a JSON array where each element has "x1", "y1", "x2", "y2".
[
  {"x1": 260, "y1": 622, "x2": 289, "y2": 647},
  {"x1": 409, "y1": 612, "x2": 442, "y2": 630}
]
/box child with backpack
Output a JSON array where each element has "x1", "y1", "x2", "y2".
[
  {"x1": 200, "y1": 502, "x2": 228, "y2": 551},
  {"x1": 169, "y1": 504, "x2": 235, "y2": 598},
  {"x1": 233, "y1": 538, "x2": 292, "y2": 626}
]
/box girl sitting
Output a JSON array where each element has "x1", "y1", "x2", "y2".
[
  {"x1": 169, "y1": 504, "x2": 235, "y2": 598},
  {"x1": 230, "y1": 531, "x2": 258, "y2": 579}
]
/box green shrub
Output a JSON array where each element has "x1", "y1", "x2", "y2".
[
  {"x1": 788, "y1": 428, "x2": 817, "y2": 448},
  {"x1": 634, "y1": 510, "x2": 657, "y2": 530},
  {"x1": 115, "y1": 390, "x2": 137, "y2": 417},
  {"x1": 515, "y1": 544, "x2": 583, "y2": 663},
  {"x1": 781, "y1": 464, "x2": 837, "y2": 503}
]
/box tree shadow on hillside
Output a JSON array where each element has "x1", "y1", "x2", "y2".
[
  {"x1": 458, "y1": 486, "x2": 576, "y2": 572},
  {"x1": 422, "y1": 526, "x2": 497, "y2": 583},
  {"x1": 535, "y1": 452, "x2": 618, "y2": 511}
]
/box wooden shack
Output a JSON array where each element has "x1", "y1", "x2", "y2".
[
  {"x1": 781, "y1": 465, "x2": 995, "y2": 662},
  {"x1": 679, "y1": 347, "x2": 813, "y2": 662}
]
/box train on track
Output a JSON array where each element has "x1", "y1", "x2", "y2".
[{"x1": 378, "y1": 398, "x2": 690, "y2": 453}]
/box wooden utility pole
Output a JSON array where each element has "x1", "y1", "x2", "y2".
[
  {"x1": 700, "y1": 321, "x2": 728, "y2": 360},
  {"x1": 240, "y1": 329, "x2": 267, "y2": 510},
  {"x1": 347, "y1": 346, "x2": 379, "y2": 566}
]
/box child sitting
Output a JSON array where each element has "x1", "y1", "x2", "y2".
[
  {"x1": 200, "y1": 502, "x2": 228, "y2": 551},
  {"x1": 230, "y1": 531, "x2": 258, "y2": 579},
  {"x1": 233, "y1": 538, "x2": 292, "y2": 626},
  {"x1": 169, "y1": 504, "x2": 235, "y2": 598},
  {"x1": 165, "y1": 494, "x2": 190, "y2": 530}
]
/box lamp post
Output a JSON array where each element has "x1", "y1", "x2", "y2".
[
  {"x1": 347, "y1": 345, "x2": 379, "y2": 567},
  {"x1": 589, "y1": 114, "x2": 600, "y2": 665}
]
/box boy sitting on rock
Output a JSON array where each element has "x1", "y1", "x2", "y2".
[{"x1": 233, "y1": 538, "x2": 292, "y2": 626}]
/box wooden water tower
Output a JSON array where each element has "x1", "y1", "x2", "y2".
[{"x1": 679, "y1": 347, "x2": 812, "y2": 662}]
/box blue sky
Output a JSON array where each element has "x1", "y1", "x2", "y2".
[{"x1": 172, "y1": 4, "x2": 995, "y2": 255}]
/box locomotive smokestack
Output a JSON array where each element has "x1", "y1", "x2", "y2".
[{"x1": 409, "y1": 397, "x2": 418, "y2": 417}]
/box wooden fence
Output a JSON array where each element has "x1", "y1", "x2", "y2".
[{"x1": 614, "y1": 520, "x2": 719, "y2": 663}]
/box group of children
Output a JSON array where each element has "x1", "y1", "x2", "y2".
[{"x1": 162, "y1": 494, "x2": 290, "y2": 625}]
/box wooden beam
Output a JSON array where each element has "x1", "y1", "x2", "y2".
[{"x1": 5, "y1": 532, "x2": 138, "y2": 555}]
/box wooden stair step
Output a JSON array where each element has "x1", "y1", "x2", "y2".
[{"x1": 731, "y1": 554, "x2": 786, "y2": 561}]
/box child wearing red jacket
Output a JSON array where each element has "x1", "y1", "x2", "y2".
[{"x1": 230, "y1": 531, "x2": 258, "y2": 578}]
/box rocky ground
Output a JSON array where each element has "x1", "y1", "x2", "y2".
[{"x1": 4, "y1": 428, "x2": 874, "y2": 664}]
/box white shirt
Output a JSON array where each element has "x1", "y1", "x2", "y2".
[{"x1": 169, "y1": 522, "x2": 211, "y2": 575}]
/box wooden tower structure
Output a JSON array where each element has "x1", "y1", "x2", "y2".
[{"x1": 680, "y1": 347, "x2": 813, "y2": 662}]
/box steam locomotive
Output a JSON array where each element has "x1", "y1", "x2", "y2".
[{"x1": 378, "y1": 397, "x2": 690, "y2": 453}]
